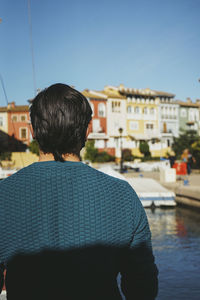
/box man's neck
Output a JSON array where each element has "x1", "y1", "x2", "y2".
[{"x1": 38, "y1": 152, "x2": 80, "y2": 162}]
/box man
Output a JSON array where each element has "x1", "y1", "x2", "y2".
[{"x1": 0, "y1": 84, "x2": 158, "y2": 299}]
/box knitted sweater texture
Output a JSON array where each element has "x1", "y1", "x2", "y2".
[{"x1": 0, "y1": 161, "x2": 158, "y2": 299}]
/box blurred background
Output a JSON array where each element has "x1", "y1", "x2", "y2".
[{"x1": 0, "y1": 1, "x2": 200, "y2": 299}]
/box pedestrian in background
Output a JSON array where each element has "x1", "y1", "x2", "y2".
[
  {"x1": 0, "y1": 84, "x2": 158, "y2": 300},
  {"x1": 167, "y1": 150, "x2": 176, "y2": 168},
  {"x1": 181, "y1": 148, "x2": 195, "y2": 175}
]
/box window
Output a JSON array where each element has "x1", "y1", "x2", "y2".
[
  {"x1": 12, "y1": 115, "x2": 18, "y2": 122},
  {"x1": 150, "y1": 108, "x2": 155, "y2": 115},
  {"x1": 127, "y1": 106, "x2": 132, "y2": 113},
  {"x1": 92, "y1": 119, "x2": 101, "y2": 133},
  {"x1": 163, "y1": 122, "x2": 167, "y2": 133},
  {"x1": 20, "y1": 128, "x2": 27, "y2": 139},
  {"x1": 181, "y1": 108, "x2": 186, "y2": 117},
  {"x1": 0, "y1": 117, "x2": 3, "y2": 126},
  {"x1": 21, "y1": 115, "x2": 27, "y2": 122},
  {"x1": 98, "y1": 103, "x2": 106, "y2": 117},
  {"x1": 146, "y1": 123, "x2": 154, "y2": 130},
  {"x1": 134, "y1": 106, "x2": 140, "y2": 114},
  {"x1": 143, "y1": 107, "x2": 148, "y2": 114},
  {"x1": 129, "y1": 121, "x2": 139, "y2": 130},
  {"x1": 112, "y1": 101, "x2": 121, "y2": 113}
]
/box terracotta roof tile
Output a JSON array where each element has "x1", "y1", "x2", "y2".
[{"x1": 0, "y1": 105, "x2": 29, "y2": 112}]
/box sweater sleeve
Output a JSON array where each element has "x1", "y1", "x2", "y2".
[{"x1": 120, "y1": 185, "x2": 158, "y2": 300}]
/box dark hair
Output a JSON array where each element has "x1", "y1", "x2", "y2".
[{"x1": 30, "y1": 83, "x2": 92, "y2": 162}]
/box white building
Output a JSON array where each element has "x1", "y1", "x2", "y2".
[
  {"x1": 101, "y1": 86, "x2": 127, "y2": 157},
  {"x1": 158, "y1": 92, "x2": 179, "y2": 148}
]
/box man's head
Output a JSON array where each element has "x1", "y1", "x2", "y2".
[{"x1": 30, "y1": 83, "x2": 92, "y2": 161}]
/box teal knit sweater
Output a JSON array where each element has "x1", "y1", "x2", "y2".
[{"x1": 0, "y1": 161, "x2": 158, "y2": 299}]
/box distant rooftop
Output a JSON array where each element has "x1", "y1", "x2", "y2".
[{"x1": 0, "y1": 102, "x2": 29, "y2": 112}]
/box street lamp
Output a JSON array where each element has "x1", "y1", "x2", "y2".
[{"x1": 118, "y1": 127, "x2": 123, "y2": 173}]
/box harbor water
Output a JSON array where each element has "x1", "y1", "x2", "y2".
[{"x1": 146, "y1": 207, "x2": 200, "y2": 300}]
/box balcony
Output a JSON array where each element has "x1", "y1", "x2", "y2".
[{"x1": 88, "y1": 132, "x2": 109, "y2": 140}]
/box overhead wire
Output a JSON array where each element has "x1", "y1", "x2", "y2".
[
  {"x1": 27, "y1": 0, "x2": 37, "y2": 96},
  {"x1": 0, "y1": 74, "x2": 9, "y2": 105},
  {"x1": 0, "y1": 1, "x2": 37, "y2": 167}
]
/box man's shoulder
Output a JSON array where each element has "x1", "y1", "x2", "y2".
[
  {"x1": 85, "y1": 165, "x2": 128, "y2": 184},
  {"x1": 84, "y1": 165, "x2": 135, "y2": 194}
]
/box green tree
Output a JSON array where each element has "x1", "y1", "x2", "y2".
[
  {"x1": 29, "y1": 140, "x2": 40, "y2": 156},
  {"x1": 172, "y1": 130, "x2": 198, "y2": 159},
  {"x1": 84, "y1": 140, "x2": 98, "y2": 162},
  {"x1": 0, "y1": 152, "x2": 11, "y2": 161},
  {"x1": 191, "y1": 139, "x2": 200, "y2": 169},
  {"x1": 139, "y1": 141, "x2": 151, "y2": 157}
]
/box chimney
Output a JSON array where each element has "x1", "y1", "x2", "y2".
[
  {"x1": 186, "y1": 97, "x2": 192, "y2": 103},
  {"x1": 118, "y1": 84, "x2": 124, "y2": 91},
  {"x1": 7, "y1": 101, "x2": 15, "y2": 109}
]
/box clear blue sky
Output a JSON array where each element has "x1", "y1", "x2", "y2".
[{"x1": 0, "y1": 0, "x2": 200, "y2": 105}]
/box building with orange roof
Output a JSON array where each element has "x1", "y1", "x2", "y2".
[
  {"x1": 0, "y1": 102, "x2": 31, "y2": 149},
  {"x1": 82, "y1": 89, "x2": 113, "y2": 155}
]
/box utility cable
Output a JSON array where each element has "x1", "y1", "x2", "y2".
[
  {"x1": 27, "y1": 0, "x2": 37, "y2": 96},
  {"x1": 0, "y1": 74, "x2": 9, "y2": 105}
]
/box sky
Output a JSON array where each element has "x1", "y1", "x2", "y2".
[{"x1": 0, "y1": 0, "x2": 200, "y2": 105}]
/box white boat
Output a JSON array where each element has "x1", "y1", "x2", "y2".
[
  {"x1": 98, "y1": 166, "x2": 176, "y2": 208},
  {"x1": 126, "y1": 177, "x2": 176, "y2": 207}
]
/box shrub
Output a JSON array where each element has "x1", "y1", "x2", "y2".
[
  {"x1": 122, "y1": 149, "x2": 134, "y2": 161},
  {"x1": 84, "y1": 140, "x2": 98, "y2": 162},
  {"x1": 139, "y1": 141, "x2": 151, "y2": 157},
  {"x1": 84, "y1": 140, "x2": 115, "y2": 162},
  {"x1": 29, "y1": 140, "x2": 39, "y2": 156},
  {"x1": 0, "y1": 152, "x2": 11, "y2": 161}
]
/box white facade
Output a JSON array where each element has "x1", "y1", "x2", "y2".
[
  {"x1": 188, "y1": 107, "x2": 200, "y2": 132},
  {"x1": 107, "y1": 97, "x2": 127, "y2": 138},
  {"x1": 0, "y1": 112, "x2": 8, "y2": 133},
  {"x1": 106, "y1": 97, "x2": 127, "y2": 156},
  {"x1": 159, "y1": 101, "x2": 179, "y2": 146}
]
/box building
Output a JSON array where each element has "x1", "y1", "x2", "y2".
[
  {"x1": 0, "y1": 109, "x2": 8, "y2": 133},
  {"x1": 178, "y1": 98, "x2": 200, "y2": 135},
  {"x1": 82, "y1": 89, "x2": 111, "y2": 154},
  {"x1": 118, "y1": 85, "x2": 160, "y2": 156},
  {"x1": 82, "y1": 85, "x2": 179, "y2": 158},
  {"x1": 0, "y1": 102, "x2": 31, "y2": 148},
  {"x1": 159, "y1": 91, "x2": 179, "y2": 148},
  {"x1": 100, "y1": 86, "x2": 127, "y2": 157}
]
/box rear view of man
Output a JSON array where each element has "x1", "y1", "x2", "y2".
[{"x1": 0, "y1": 83, "x2": 158, "y2": 299}]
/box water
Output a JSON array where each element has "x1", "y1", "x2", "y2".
[{"x1": 146, "y1": 207, "x2": 200, "y2": 300}]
